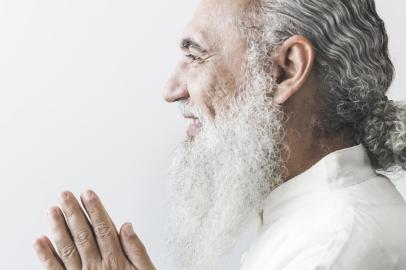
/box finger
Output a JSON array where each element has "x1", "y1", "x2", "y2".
[
  {"x1": 59, "y1": 191, "x2": 101, "y2": 264},
  {"x1": 80, "y1": 190, "x2": 124, "y2": 259},
  {"x1": 120, "y1": 223, "x2": 156, "y2": 270},
  {"x1": 48, "y1": 206, "x2": 81, "y2": 270},
  {"x1": 41, "y1": 236, "x2": 60, "y2": 257},
  {"x1": 33, "y1": 236, "x2": 65, "y2": 270}
]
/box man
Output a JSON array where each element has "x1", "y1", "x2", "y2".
[{"x1": 34, "y1": 0, "x2": 406, "y2": 269}]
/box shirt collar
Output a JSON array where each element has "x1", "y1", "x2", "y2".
[{"x1": 261, "y1": 144, "x2": 377, "y2": 227}]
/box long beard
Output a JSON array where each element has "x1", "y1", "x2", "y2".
[{"x1": 166, "y1": 72, "x2": 285, "y2": 270}]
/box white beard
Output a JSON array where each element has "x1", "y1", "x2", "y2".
[{"x1": 166, "y1": 69, "x2": 285, "y2": 270}]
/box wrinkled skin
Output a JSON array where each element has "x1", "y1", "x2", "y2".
[{"x1": 33, "y1": 190, "x2": 155, "y2": 270}]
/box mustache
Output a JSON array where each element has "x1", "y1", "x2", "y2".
[{"x1": 178, "y1": 101, "x2": 204, "y2": 120}]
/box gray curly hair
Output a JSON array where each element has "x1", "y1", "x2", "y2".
[{"x1": 240, "y1": 0, "x2": 406, "y2": 171}]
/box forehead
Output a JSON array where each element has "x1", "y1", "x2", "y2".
[
  {"x1": 196, "y1": 0, "x2": 252, "y2": 14},
  {"x1": 182, "y1": 0, "x2": 252, "y2": 49}
]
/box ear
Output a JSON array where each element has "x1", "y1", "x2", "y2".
[{"x1": 272, "y1": 35, "x2": 315, "y2": 104}]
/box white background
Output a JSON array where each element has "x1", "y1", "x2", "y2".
[{"x1": 0, "y1": 1, "x2": 404, "y2": 269}]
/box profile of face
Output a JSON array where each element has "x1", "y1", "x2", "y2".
[
  {"x1": 162, "y1": 1, "x2": 286, "y2": 269},
  {"x1": 163, "y1": 1, "x2": 249, "y2": 138}
]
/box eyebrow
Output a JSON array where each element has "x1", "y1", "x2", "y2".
[{"x1": 180, "y1": 38, "x2": 208, "y2": 54}]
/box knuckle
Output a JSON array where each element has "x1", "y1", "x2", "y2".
[
  {"x1": 132, "y1": 243, "x2": 147, "y2": 255},
  {"x1": 59, "y1": 244, "x2": 77, "y2": 259},
  {"x1": 63, "y1": 208, "x2": 75, "y2": 219},
  {"x1": 82, "y1": 260, "x2": 101, "y2": 270},
  {"x1": 73, "y1": 230, "x2": 91, "y2": 246},
  {"x1": 128, "y1": 235, "x2": 147, "y2": 254},
  {"x1": 133, "y1": 247, "x2": 148, "y2": 260},
  {"x1": 85, "y1": 205, "x2": 98, "y2": 215},
  {"x1": 103, "y1": 254, "x2": 126, "y2": 270},
  {"x1": 86, "y1": 204, "x2": 101, "y2": 216},
  {"x1": 94, "y1": 222, "x2": 112, "y2": 238}
]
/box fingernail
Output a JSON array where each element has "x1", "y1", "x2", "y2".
[
  {"x1": 33, "y1": 237, "x2": 44, "y2": 250},
  {"x1": 83, "y1": 190, "x2": 94, "y2": 201},
  {"x1": 125, "y1": 223, "x2": 135, "y2": 236},
  {"x1": 59, "y1": 191, "x2": 70, "y2": 203},
  {"x1": 46, "y1": 207, "x2": 57, "y2": 217},
  {"x1": 33, "y1": 238, "x2": 47, "y2": 261},
  {"x1": 33, "y1": 238, "x2": 42, "y2": 250}
]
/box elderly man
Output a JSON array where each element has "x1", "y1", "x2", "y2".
[{"x1": 34, "y1": 0, "x2": 406, "y2": 269}]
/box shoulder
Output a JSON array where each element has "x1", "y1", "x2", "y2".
[
  {"x1": 330, "y1": 175, "x2": 406, "y2": 269},
  {"x1": 283, "y1": 178, "x2": 406, "y2": 270},
  {"x1": 242, "y1": 181, "x2": 406, "y2": 270},
  {"x1": 241, "y1": 190, "x2": 355, "y2": 270}
]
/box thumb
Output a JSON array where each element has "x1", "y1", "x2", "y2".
[{"x1": 120, "y1": 223, "x2": 156, "y2": 270}]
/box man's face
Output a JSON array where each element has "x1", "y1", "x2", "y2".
[
  {"x1": 163, "y1": 0, "x2": 248, "y2": 138},
  {"x1": 164, "y1": 1, "x2": 284, "y2": 269}
]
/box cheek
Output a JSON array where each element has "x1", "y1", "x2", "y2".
[
  {"x1": 187, "y1": 70, "x2": 217, "y2": 119},
  {"x1": 186, "y1": 61, "x2": 239, "y2": 120}
]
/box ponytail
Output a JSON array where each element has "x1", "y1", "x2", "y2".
[{"x1": 358, "y1": 97, "x2": 406, "y2": 171}]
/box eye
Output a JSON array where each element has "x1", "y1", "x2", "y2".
[{"x1": 186, "y1": 54, "x2": 203, "y2": 63}]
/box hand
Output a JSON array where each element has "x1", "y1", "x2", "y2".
[{"x1": 33, "y1": 190, "x2": 156, "y2": 270}]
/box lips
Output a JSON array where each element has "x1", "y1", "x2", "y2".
[{"x1": 186, "y1": 117, "x2": 202, "y2": 137}]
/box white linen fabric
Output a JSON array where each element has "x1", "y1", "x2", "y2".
[{"x1": 240, "y1": 144, "x2": 406, "y2": 270}]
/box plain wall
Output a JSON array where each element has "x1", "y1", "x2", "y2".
[{"x1": 0, "y1": 1, "x2": 404, "y2": 269}]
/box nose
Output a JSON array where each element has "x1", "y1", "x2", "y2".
[
  {"x1": 162, "y1": 78, "x2": 189, "y2": 103},
  {"x1": 162, "y1": 80, "x2": 189, "y2": 103},
  {"x1": 162, "y1": 63, "x2": 190, "y2": 102}
]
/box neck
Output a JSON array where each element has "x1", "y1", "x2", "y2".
[
  {"x1": 278, "y1": 77, "x2": 357, "y2": 182},
  {"x1": 282, "y1": 128, "x2": 356, "y2": 182}
]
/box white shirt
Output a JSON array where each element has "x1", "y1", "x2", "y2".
[{"x1": 240, "y1": 144, "x2": 406, "y2": 270}]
